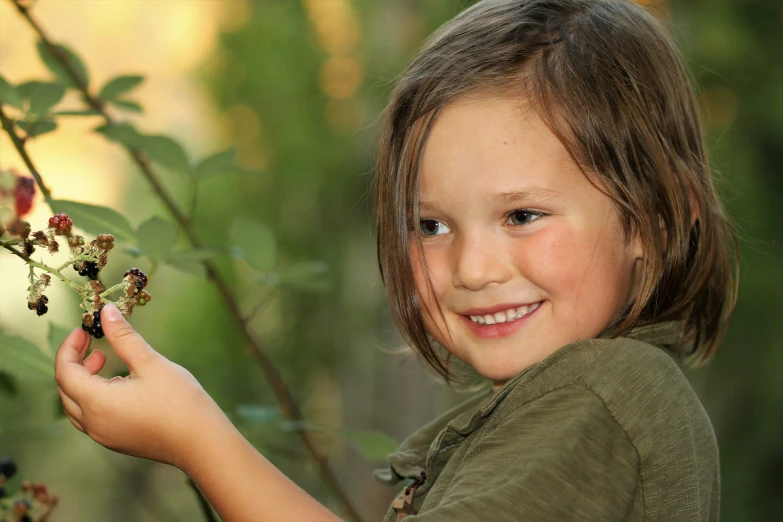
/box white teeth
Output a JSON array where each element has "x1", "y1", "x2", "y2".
[{"x1": 467, "y1": 302, "x2": 542, "y2": 325}]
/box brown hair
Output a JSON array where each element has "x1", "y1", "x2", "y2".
[{"x1": 374, "y1": 0, "x2": 739, "y2": 379}]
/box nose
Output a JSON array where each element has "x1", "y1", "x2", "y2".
[{"x1": 452, "y1": 231, "x2": 512, "y2": 291}]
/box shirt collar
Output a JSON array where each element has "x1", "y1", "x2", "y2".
[{"x1": 374, "y1": 321, "x2": 686, "y2": 485}]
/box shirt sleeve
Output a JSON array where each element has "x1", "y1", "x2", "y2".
[{"x1": 407, "y1": 385, "x2": 639, "y2": 522}]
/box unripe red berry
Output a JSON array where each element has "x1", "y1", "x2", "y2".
[
  {"x1": 13, "y1": 176, "x2": 35, "y2": 217},
  {"x1": 48, "y1": 212, "x2": 73, "y2": 235}
]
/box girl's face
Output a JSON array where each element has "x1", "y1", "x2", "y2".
[{"x1": 410, "y1": 95, "x2": 644, "y2": 387}]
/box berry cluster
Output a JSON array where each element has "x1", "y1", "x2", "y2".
[
  {"x1": 96, "y1": 233, "x2": 115, "y2": 251},
  {"x1": 81, "y1": 307, "x2": 105, "y2": 339},
  {"x1": 0, "y1": 456, "x2": 59, "y2": 522},
  {"x1": 47, "y1": 212, "x2": 72, "y2": 235},
  {"x1": 74, "y1": 260, "x2": 100, "y2": 279},
  {"x1": 124, "y1": 267, "x2": 148, "y2": 288},
  {"x1": 0, "y1": 169, "x2": 36, "y2": 219},
  {"x1": 26, "y1": 295, "x2": 48, "y2": 316}
]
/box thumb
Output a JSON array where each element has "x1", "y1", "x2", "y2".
[{"x1": 100, "y1": 303, "x2": 158, "y2": 374}]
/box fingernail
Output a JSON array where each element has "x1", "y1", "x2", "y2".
[{"x1": 104, "y1": 303, "x2": 123, "y2": 322}]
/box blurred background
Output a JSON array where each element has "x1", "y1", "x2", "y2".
[{"x1": 0, "y1": 0, "x2": 780, "y2": 520}]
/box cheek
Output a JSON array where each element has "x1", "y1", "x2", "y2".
[{"x1": 514, "y1": 224, "x2": 632, "y2": 312}]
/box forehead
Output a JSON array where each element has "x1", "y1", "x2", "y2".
[{"x1": 417, "y1": 95, "x2": 583, "y2": 204}]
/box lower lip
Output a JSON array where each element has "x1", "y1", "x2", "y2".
[{"x1": 460, "y1": 302, "x2": 544, "y2": 339}]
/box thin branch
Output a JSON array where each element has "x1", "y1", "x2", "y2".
[
  {"x1": 6, "y1": 2, "x2": 361, "y2": 520},
  {"x1": 0, "y1": 105, "x2": 52, "y2": 202}
]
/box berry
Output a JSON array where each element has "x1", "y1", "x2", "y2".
[
  {"x1": 0, "y1": 457, "x2": 14, "y2": 478},
  {"x1": 124, "y1": 268, "x2": 148, "y2": 288},
  {"x1": 96, "y1": 233, "x2": 115, "y2": 251},
  {"x1": 78, "y1": 261, "x2": 100, "y2": 279},
  {"x1": 7, "y1": 219, "x2": 31, "y2": 239},
  {"x1": 81, "y1": 307, "x2": 105, "y2": 339},
  {"x1": 36, "y1": 301, "x2": 48, "y2": 316},
  {"x1": 69, "y1": 235, "x2": 85, "y2": 248},
  {"x1": 137, "y1": 290, "x2": 151, "y2": 306},
  {"x1": 14, "y1": 499, "x2": 30, "y2": 514},
  {"x1": 48, "y1": 212, "x2": 73, "y2": 235},
  {"x1": 21, "y1": 515, "x2": 32, "y2": 522},
  {"x1": 13, "y1": 176, "x2": 35, "y2": 217}
]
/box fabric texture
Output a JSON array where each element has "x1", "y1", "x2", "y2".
[{"x1": 375, "y1": 322, "x2": 720, "y2": 521}]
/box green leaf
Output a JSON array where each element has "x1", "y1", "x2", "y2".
[
  {"x1": 109, "y1": 99, "x2": 143, "y2": 113},
  {"x1": 48, "y1": 322, "x2": 73, "y2": 358},
  {"x1": 342, "y1": 430, "x2": 399, "y2": 462},
  {"x1": 0, "y1": 370, "x2": 18, "y2": 397},
  {"x1": 138, "y1": 135, "x2": 190, "y2": 173},
  {"x1": 50, "y1": 199, "x2": 135, "y2": 242},
  {"x1": 165, "y1": 258, "x2": 206, "y2": 278},
  {"x1": 194, "y1": 148, "x2": 238, "y2": 180},
  {"x1": 51, "y1": 109, "x2": 101, "y2": 116},
  {"x1": 235, "y1": 405, "x2": 280, "y2": 425},
  {"x1": 230, "y1": 218, "x2": 277, "y2": 273},
  {"x1": 37, "y1": 41, "x2": 89, "y2": 88},
  {"x1": 136, "y1": 217, "x2": 179, "y2": 260},
  {"x1": 0, "y1": 75, "x2": 23, "y2": 109},
  {"x1": 164, "y1": 248, "x2": 223, "y2": 278},
  {"x1": 277, "y1": 261, "x2": 330, "y2": 293},
  {"x1": 0, "y1": 333, "x2": 54, "y2": 381},
  {"x1": 16, "y1": 119, "x2": 57, "y2": 138},
  {"x1": 18, "y1": 81, "x2": 66, "y2": 115},
  {"x1": 95, "y1": 122, "x2": 144, "y2": 148},
  {"x1": 98, "y1": 75, "x2": 144, "y2": 101}
]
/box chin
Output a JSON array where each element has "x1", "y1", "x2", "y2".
[{"x1": 472, "y1": 359, "x2": 532, "y2": 382}]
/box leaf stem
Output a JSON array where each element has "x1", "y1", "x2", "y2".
[{"x1": 0, "y1": 104, "x2": 52, "y2": 202}]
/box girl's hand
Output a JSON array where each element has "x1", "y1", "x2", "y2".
[{"x1": 54, "y1": 303, "x2": 226, "y2": 469}]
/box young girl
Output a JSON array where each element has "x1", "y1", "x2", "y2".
[{"x1": 54, "y1": 0, "x2": 737, "y2": 520}]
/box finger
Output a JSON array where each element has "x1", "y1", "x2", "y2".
[
  {"x1": 64, "y1": 412, "x2": 85, "y2": 433},
  {"x1": 57, "y1": 386, "x2": 83, "y2": 420},
  {"x1": 55, "y1": 328, "x2": 97, "y2": 399},
  {"x1": 101, "y1": 304, "x2": 159, "y2": 375},
  {"x1": 83, "y1": 349, "x2": 107, "y2": 375}
]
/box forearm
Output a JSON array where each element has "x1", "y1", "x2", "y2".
[{"x1": 182, "y1": 414, "x2": 341, "y2": 522}]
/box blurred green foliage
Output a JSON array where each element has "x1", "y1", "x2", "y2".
[{"x1": 0, "y1": 1, "x2": 781, "y2": 521}]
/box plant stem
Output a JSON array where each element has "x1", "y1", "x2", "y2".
[
  {"x1": 0, "y1": 104, "x2": 52, "y2": 203},
  {"x1": 1, "y1": 243, "x2": 82, "y2": 293},
  {"x1": 7, "y1": 2, "x2": 362, "y2": 520}
]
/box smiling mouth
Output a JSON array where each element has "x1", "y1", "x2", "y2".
[{"x1": 466, "y1": 302, "x2": 542, "y2": 325}]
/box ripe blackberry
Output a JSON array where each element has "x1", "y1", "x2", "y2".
[
  {"x1": 78, "y1": 261, "x2": 100, "y2": 279},
  {"x1": 48, "y1": 212, "x2": 73, "y2": 235},
  {"x1": 81, "y1": 307, "x2": 105, "y2": 339},
  {"x1": 0, "y1": 456, "x2": 17, "y2": 478},
  {"x1": 124, "y1": 268, "x2": 148, "y2": 288},
  {"x1": 14, "y1": 176, "x2": 35, "y2": 217}
]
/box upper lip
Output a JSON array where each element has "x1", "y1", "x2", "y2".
[{"x1": 459, "y1": 301, "x2": 543, "y2": 316}]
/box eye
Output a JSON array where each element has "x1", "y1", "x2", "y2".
[
  {"x1": 507, "y1": 209, "x2": 545, "y2": 226},
  {"x1": 419, "y1": 219, "x2": 451, "y2": 236}
]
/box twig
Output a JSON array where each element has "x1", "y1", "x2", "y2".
[
  {"x1": 0, "y1": 105, "x2": 52, "y2": 202},
  {"x1": 6, "y1": 2, "x2": 361, "y2": 520}
]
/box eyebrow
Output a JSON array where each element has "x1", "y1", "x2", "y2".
[
  {"x1": 419, "y1": 187, "x2": 559, "y2": 211},
  {"x1": 491, "y1": 187, "x2": 559, "y2": 205}
]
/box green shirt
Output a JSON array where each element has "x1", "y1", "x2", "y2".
[{"x1": 375, "y1": 322, "x2": 720, "y2": 521}]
